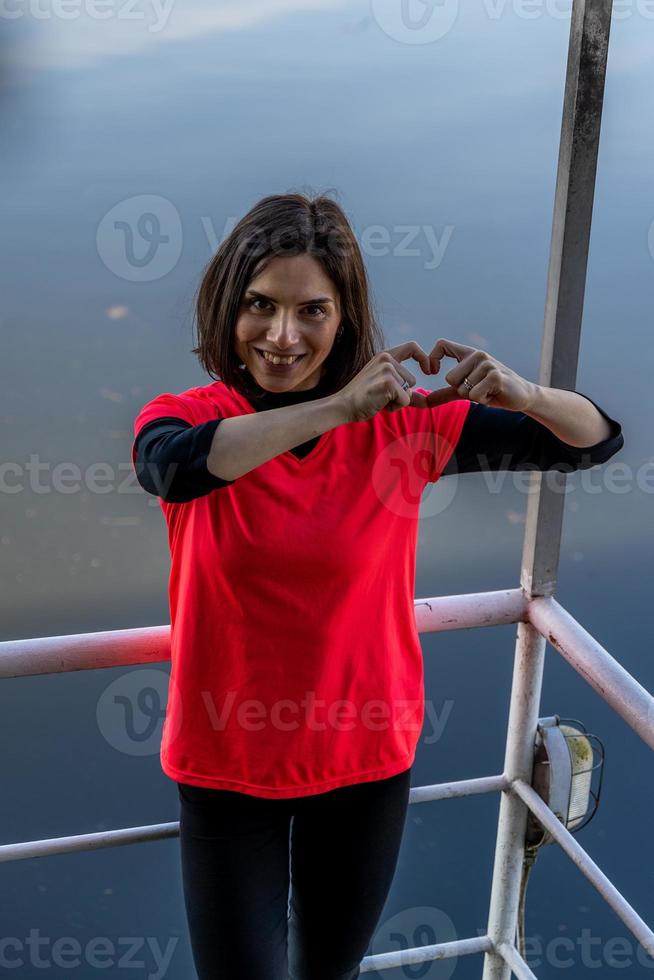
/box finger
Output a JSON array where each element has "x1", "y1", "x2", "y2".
[
  {"x1": 467, "y1": 373, "x2": 501, "y2": 406},
  {"x1": 428, "y1": 338, "x2": 475, "y2": 375},
  {"x1": 385, "y1": 342, "x2": 434, "y2": 376},
  {"x1": 383, "y1": 374, "x2": 414, "y2": 412},
  {"x1": 386, "y1": 355, "x2": 417, "y2": 389},
  {"x1": 446, "y1": 354, "x2": 486, "y2": 392},
  {"x1": 409, "y1": 386, "x2": 465, "y2": 409}
]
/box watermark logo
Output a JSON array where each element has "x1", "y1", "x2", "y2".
[
  {"x1": 0, "y1": 0, "x2": 176, "y2": 33},
  {"x1": 370, "y1": 0, "x2": 461, "y2": 44},
  {"x1": 0, "y1": 930, "x2": 178, "y2": 978},
  {"x1": 193, "y1": 691, "x2": 451, "y2": 745},
  {"x1": 520, "y1": 926, "x2": 654, "y2": 970},
  {"x1": 371, "y1": 905, "x2": 459, "y2": 978},
  {"x1": 96, "y1": 668, "x2": 177, "y2": 756},
  {"x1": 372, "y1": 432, "x2": 460, "y2": 519},
  {"x1": 648, "y1": 218, "x2": 654, "y2": 264},
  {"x1": 96, "y1": 194, "x2": 182, "y2": 282},
  {"x1": 96, "y1": 198, "x2": 454, "y2": 282},
  {"x1": 96, "y1": 680, "x2": 454, "y2": 753},
  {"x1": 0, "y1": 448, "x2": 638, "y2": 506},
  {"x1": 359, "y1": 223, "x2": 454, "y2": 269},
  {"x1": 369, "y1": 0, "x2": 654, "y2": 44}
]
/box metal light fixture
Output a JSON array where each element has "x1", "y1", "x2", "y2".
[
  {"x1": 517, "y1": 716, "x2": 605, "y2": 956},
  {"x1": 525, "y1": 715, "x2": 604, "y2": 848}
]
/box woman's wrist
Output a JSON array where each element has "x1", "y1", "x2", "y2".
[{"x1": 323, "y1": 391, "x2": 352, "y2": 427}]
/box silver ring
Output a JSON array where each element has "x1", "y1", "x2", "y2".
[
  {"x1": 401, "y1": 380, "x2": 411, "y2": 391},
  {"x1": 462, "y1": 376, "x2": 473, "y2": 391}
]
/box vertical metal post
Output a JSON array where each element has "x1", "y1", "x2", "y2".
[{"x1": 482, "y1": 2, "x2": 614, "y2": 976}]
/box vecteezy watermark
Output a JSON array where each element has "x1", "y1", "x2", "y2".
[
  {"x1": 516, "y1": 927, "x2": 654, "y2": 970},
  {"x1": 203, "y1": 216, "x2": 454, "y2": 271},
  {"x1": 369, "y1": 0, "x2": 654, "y2": 46},
  {"x1": 0, "y1": 455, "x2": 151, "y2": 498},
  {"x1": 95, "y1": 195, "x2": 455, "y2": 281},
  {"x1": 478, "y1": 0, "x2": 654, "y2": 20},
  {"x1": 371, "y1": 432, "x2": 635, "y2": 519},
  {"x1": 371, "y1": 905, "x2": 459, "y2": 978},
  {"x1": 198, "y1": 691, "x2": 453, "y2": 744},
  {"x1": 369, "y1": 916, "x2": 654, "y2": 975},
  {"x1": 0, "y1": 452, "x2": 644, "y2": 512},
  {"x1": 0, "y1": 0, "x2": 176, "y2": 33},
  {"x1": 371, "y1": 0, "x2": 461, "y2": 45},
  {"x1": 0, "y1": 930, "x2": 178, "y2": 979},
  {"x1": 96, "y1": 667, "x2": 175, "y2": 756},
  {"x1": 373, "y1": 432, "x2": 459, "y2": 519},
  {"x1": 96, "y1": 195, "x2": 183, "y2": 282},
  {"x1": 96, "y1": 668, "x2": 455, "y2": 756}
]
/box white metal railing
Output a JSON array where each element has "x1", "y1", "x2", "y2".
[{"x1": 1, "y1": 590, "x2": 653, "y2": 976}]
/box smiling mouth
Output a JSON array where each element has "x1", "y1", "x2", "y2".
[{"x1": 254, "y1": 348, "x2": 307, "y2": 366}]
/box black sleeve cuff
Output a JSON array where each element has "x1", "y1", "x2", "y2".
[{"x1": 133, "y1": 416, "x2": 235, "y2": 503}]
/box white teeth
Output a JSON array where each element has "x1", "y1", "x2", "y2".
[{"x1": 260, "y1": 350, "x2": 300, "y2": 365}]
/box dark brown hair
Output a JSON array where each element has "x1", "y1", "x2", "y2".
[{"x1": 191, "y1": 190, "x2": 386, "y2": 399}]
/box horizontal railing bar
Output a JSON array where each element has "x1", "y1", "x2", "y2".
[
  {"x1": 0, "y1": 821, "x2": 179, "y2": 863},
  {"x1": 495, "y1": 941, "x2": 539, "y2": 979},
  {"x1": 512, "y1": 778, "x2": 654, "y2": 959},
  {"x1": 360, "y1": 934, "x2": 493, "y2": 973},
  {"x1": 409, "y1": 773, "x2": 509, "y2": 803},
  {"x1": 414, "y1": 589, "x2": 528, "y2": 633},
  {"x1": 528, "y1": 597, "x2": 654, "y2": 752},
  {"x1": 0, "y1": 625, "x2": 171, "y2": 679},
  {"x1": 0, "y1": 589, "x2": 528, "y2": 679},
  {"x1": 0, "y1": 777, "x2": 508, "y2": 863}
]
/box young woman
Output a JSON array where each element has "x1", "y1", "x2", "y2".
[{"x1": 132, "y1": 192, "x2": 623, "y2": 979}]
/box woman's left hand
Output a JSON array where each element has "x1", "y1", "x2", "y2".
[{"x1": 422, "y1": 338, "x2": 535, "y2": 412}]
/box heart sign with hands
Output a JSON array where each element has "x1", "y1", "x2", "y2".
[
  {"x1": 337, "y1": 339, "x2": 535, "y2": 424},
  {"x1": 422, "y1": 338, "x2": 535, "y2": 412}
]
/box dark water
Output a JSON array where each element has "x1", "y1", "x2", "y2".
[{"x1": 1, "y1": 2, "x2": 652, "y2": 977}]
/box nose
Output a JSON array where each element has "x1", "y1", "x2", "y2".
[{"x1": 266, "y1": 311, "x2": 302, "y2": 350}]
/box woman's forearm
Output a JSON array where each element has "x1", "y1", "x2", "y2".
[
  {"x1": 523, "y1": 384, "x2": 613, "y2": 448},
  {"x1": 206, "y1": 394, "x2": 349, "y2": 481}
]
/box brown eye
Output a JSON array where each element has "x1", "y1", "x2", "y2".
[{"x1": 303, "y1": 305, "x2": 326, "y2": 317}]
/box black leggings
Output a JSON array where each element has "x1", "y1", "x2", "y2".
[{"x1": 177, "y1": 767, "x2": 412, "y2": 979}]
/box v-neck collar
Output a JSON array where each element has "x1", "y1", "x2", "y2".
[
  {"x1": 240, "y1": 370, "x2": 335, "y2": 464},
  {"x1": 242, "y1": 372, "x2": 333, "y2": 412}
]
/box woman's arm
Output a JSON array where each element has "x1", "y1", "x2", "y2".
[
  {"x1": 206, "y1": 394, "x2": 348, "y2": 481},
  {"x1": 440, "y1": 392, "x2": 623, "y2": 477},
  {"x1": 522, "y1": 384, "x2": 612, "y2": 447},
  {"x1": 133, "y1": 393, "x2": 348, "y2": 501}
]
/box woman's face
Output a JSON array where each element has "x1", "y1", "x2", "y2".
[{"x1": 234, "y1": 253, "x2": 342, "y2": 392}]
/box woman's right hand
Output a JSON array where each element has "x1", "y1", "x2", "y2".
[{"x1": 336, "y1": 342, "x2": 458, "y2": 424}]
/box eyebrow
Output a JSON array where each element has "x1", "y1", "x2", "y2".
[{"x1": 244, "y1": 289, "x2": 335, "y2": 306}]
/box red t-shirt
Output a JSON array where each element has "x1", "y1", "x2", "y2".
[{"x1": 132, "y1": 381, "x2": 471, "y2": 798}]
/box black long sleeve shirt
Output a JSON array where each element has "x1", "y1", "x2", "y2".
[{"x1": 133, "y1": 385, "x2": 624, "y2": 505}]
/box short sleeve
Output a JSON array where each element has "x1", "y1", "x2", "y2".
[
  {"x1": 407, "y1": 390, "x2": 473, "y2": 483},
  {"x1": 131, "y1": 391, "x2": 235, "y2": 503},
  {"x1": 133, "y1": 391, "x2": 198, "y2": 440}
]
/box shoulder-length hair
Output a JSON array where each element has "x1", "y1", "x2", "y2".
[{"x1": 191, "y1": 191, "x2": 386, "y2": 399}]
